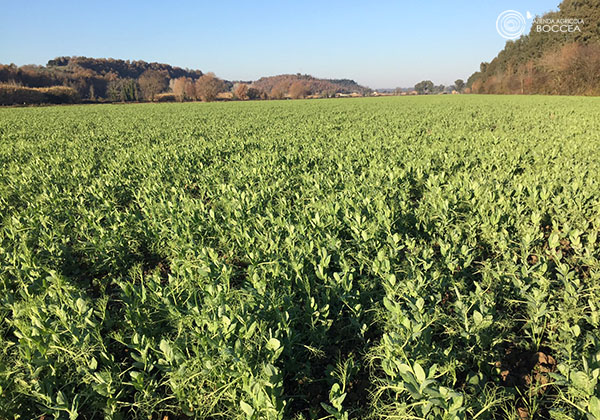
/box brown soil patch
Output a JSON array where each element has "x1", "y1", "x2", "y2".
[
  {"x1": 527, "y1": 254, "x2": 538, "y2": 265},
  {"x1": 143, "y1": 258, "x2": 171, "y2": 284},
  {"x1": 496, "y1": 348, "x2": 557, "y2": 419},
  {"x1": 497, "y1": 350, "x2": 556, "y2": 392}
]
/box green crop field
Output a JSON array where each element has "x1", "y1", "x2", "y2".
[{"x1": 1, "y1": 96, "x2": 599, "y2": 419}]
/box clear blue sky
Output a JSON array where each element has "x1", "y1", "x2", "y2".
[{"x1": 0, "y1": 0, "x2": 561, "y2": 88}]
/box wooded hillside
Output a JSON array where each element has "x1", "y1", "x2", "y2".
[
  {"x1": 467, "y1": 0, "x2": 600, "y2": 95},
  {"x1": 251, "y1": 74, "x2": 370, "y2": 98}
]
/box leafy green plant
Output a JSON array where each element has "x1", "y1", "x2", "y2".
[{"x1": 1, "y1": 95, "x2": 599, "y2": 418}]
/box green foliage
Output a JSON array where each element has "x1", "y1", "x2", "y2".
[
  {"x1": 454, "y1": 79, "x2": 465, "y2": 92},
  {"x1": 414, "y1": 80, "x2": 434, "y2": 94},
  {"x1": 107, "y1": 78, "x2": 140, "y2": 102},
  {"x1": 0, "y1": 95, "x2": 599, "y2": 418}
]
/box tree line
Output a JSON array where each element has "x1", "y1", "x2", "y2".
[
  {"x1": 389, "y1": 79, "x2": 466, "y2": 95},
  {"x1": 0, "y1": 57, "x2": 371, "y2": 105}
]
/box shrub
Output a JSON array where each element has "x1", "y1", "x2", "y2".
[
  {"x1": 0, "y1": 84, "x2": 47, "y2": 105},
  {"x1": 39, "y1": 86, "x2": 80, "y2": 104},
  {"x1": 0, "y1": 84, "x2": 79, "y2": 105},
  {"x1": 155, "y1": 93, "x2": 177, "y2": 102}
]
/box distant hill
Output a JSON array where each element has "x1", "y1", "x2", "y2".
[
  {"x1": 47, "y1": 56, "x2": 203, "y2": 80},
  {"x1": 251, "y1": 74, "x2": 371, "y2": 98},
  {"x1": 467, "y1": 0, "x2": 600, "y2": 95}
]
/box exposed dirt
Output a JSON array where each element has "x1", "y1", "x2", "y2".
[
  {"x1": 575, "y1": 263, "x2": 591, "y2": 279},
  {"x1": 184, "y1": 183, "x2": 212, "y2": 206},
  {"x1": 497, "y1": 349, "x2": 556, "y2": 391},
  {"x1": 517, "y1": 407, "x2": 529, "y2": 419},
  {"x1": 440, "y1": 289, "x2": 456, "y2": 315},
  {"x1": 558, "y1": 238, "x2": 575, "y2": 258},
  {"x1": 143, "y1": 257, "x2": 171, "y2": 284},
  {"x1": 222, "y1": 254, "x2": 250, "y2": 288},
  {"x1": 495, "y1": 348, "x2": 557, "y2": 419}
]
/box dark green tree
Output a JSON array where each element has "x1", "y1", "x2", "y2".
[
  {"x1": 107, "y1": 78, "x2": 139, "y2": 102},
  {"x1": 414, "y1": 80, "x2": 434, "y2": 94}
]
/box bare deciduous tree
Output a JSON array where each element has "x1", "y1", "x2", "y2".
[
  {"x1": 138, "y1": 69, "x2": 168, "y2": 101},
  {"x1": 195, "y1": 73, "x2": 226, "y2": 102},
  {"x1": 172, "y1": 77, "x2": 195, "y2": 102},
  {"x1": 185, "y1": 79, "x2": 196, "y2": 100},
  {"x1": 289, "y1": 81, "x2": 310, "y2": 99},
  {"x1": 233, "y1": 83, "x2": 249, "y2": 100},
  {"x1": 270, "y1": 82, "x2": 287, "y2": 99}
]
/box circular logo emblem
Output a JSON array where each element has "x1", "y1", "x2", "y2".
[{"x1": 496, "y1": 10, "x2": 526, "y2": 39}]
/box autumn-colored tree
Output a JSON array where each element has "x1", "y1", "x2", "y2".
[
  {"x1": 195, "y1": 72, "x2": 226, "y2": 102},
  {"x1": 139, "y1": 69, "x2": 168, "y2": 101},
  {"x1": 541, "y1": 42, "x2": 600, "y2": 95},
  {"x1": 270, "y1": 82, "x2": 287, "y2": 99},
  {"x1": 172, "y1": 77, "x2": 195, "y2": 102},
  {"x1": 184, "y1": 79, "x2": 196, "y2": 100},
  {"x1": 172, "y1": 77, "x2": 186, "y2": 102},
  {"x1": 251, "y1": 74, "x2": 368, "y2": 98},
  {"x1": 233, "y1": 83, "x2": 249, "y2": 100},
  {"x1": 289, "y1": 81, "x2": 310, "y2": 99}
]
